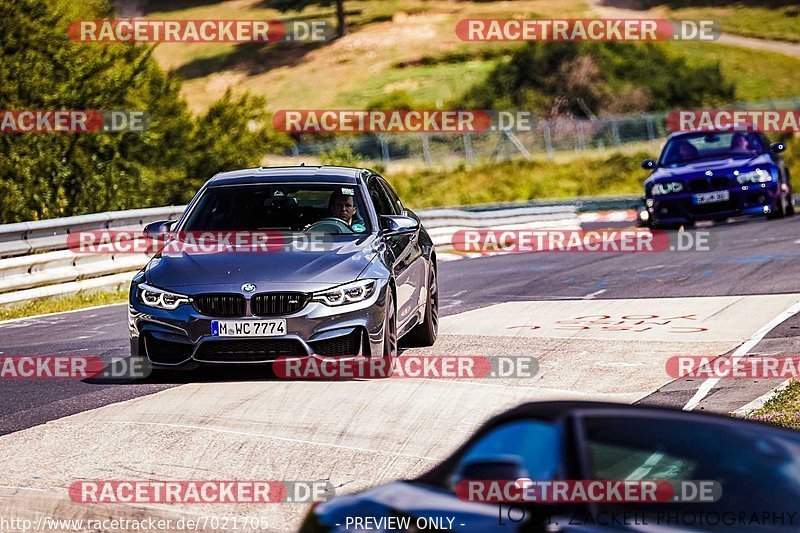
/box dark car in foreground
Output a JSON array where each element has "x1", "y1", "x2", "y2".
[
  {"x1": 129, "y1": 166, "x2": 438, "y2": 368},
  {"x1": 642, "y1": 130, "x2": 793, "y2": 228},
  {"x1": 301, "y1": 401, "x2": 800, "y2": 532}
]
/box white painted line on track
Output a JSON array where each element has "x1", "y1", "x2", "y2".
[
  {"x1": 683, "y1": 300, "x2": 800, "y2": 411},
  {"x1": 106, "y1": 421, "x2": 439, "y2": 461}
]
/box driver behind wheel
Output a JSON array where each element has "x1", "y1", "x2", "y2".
[
  {"x1": 329, "y1": 189, "x2": 356, "y2": 225},
  {"x1": 328, "y1": 189, "x2": 365, "y2": 230}
]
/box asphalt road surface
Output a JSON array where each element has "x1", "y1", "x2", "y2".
[{"x1": 1, "y1": 215, "x2": 800, "y2": 530}]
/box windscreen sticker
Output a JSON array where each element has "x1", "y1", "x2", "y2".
[{"x1": 341, "y1": 187, "x2": 355, "y2": 196}]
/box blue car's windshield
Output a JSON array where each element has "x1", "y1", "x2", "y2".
[
  {"x1": 660, "y1": 131, "x2": 767, "y2": 167},
  {"x1": 182, "y1": 183, "x2": 371, "y2": 234}
]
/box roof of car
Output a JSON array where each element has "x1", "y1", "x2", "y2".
[{"x1": 206, "y1": 166, "x2": 369, "y2": 187}]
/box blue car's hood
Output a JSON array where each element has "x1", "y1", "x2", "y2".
[
  {"x1": 649, "y1": 153, "x2": 773, "y2": 181},
  {"x1": 145, "y1": 235, "x2": 379, "y2": 290}
]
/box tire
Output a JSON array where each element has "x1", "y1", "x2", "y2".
[
  {"x1": 405, "y1": 265, "x2": 439, "y2": 347},
  {"x1": 767, "y1": 196, "x2": 786, "y2": 219}
]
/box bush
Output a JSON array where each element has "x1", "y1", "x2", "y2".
[{"x1": 457, "y1": 41, "x2": 735, "y2": 117}]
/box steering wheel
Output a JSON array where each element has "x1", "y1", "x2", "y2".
[{"x1": 304, "y1": 217, "x2": 353, "y2": 234}]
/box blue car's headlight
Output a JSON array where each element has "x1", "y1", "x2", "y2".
[
  {"x1": 651, "y1": 181, "x2": 683, "y2": 195},
  {"x1": 736, "y1": 168, "x2": 773, "y2": 184},
  {"x1": 138, "y1": 283, "x2": 190, "y2": 310},
  {"x1": 312, "y1": 280, "x2": 377, "y2": 306}
]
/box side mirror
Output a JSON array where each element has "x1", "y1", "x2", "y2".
[
  {"x1": 448, "y1": 455, "x2": 529, "y2": 492},
  {"x1": 641, "y1": 159, "x2": 656, "y2": 170},
  {"x1": 143, "y1": 220, "x2": 176, "y2": 237},
  {"x1": 771, "y1": 142, "x2": 786, "y2": 154},
  {"x1": 380, "y1": 215, "x2": 418, "y2": 235}
]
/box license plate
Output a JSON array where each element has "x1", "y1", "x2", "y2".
[
  {"x1": 693, "y1": 190, "x2": 730, "y2": 205},
  {"x1": 211, "y1": 320, "x2": 286, "y2": 337}
]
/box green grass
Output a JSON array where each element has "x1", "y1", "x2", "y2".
[
  {"x1": 657, "y1": 4, "x2": 800, "y2": 43},
  {"x1": 336, "y1": 61, "x2": 501, "y2": 108},
  {"x1": 673, "y1": 41, "x2": 800, "y2": 102},
  {"x1": 387, "y1": 151, "x2": 653, "y2": 209},
  {"x1": 748, "y1": 380, "x2": 800, "y2": 430},
  {"x1": 0, "y1": 289, "x2": 127, "y2": 321}
]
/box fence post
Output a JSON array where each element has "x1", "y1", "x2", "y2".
[
  {"x1": 379, "y1": 135, "x2": 390, "y2": 164},
  {"x1": 576, "y1": 120, "x2": 586, "y2": 151},
  {"x1": 291, "y1": 144, "x2": 299, "y2": 158},
  {"x1": 421, "y1": 134, "x2": 433, "y2": 165},
  {"x1": 463, "y1": 133, "x2": 475, "y2": 166},
  {"x1": 611, "y1": 119, "x2": 620, "y2": 145},
  {"x1": 543, "y1": 120, "x2": 554, "y2": 159},
  {"x1": 646, "y1": 117, "x2": 655, "y2": 143}
]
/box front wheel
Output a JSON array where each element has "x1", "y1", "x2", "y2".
[{"x1": 405, "y1": 266, "x2": 439, "y2": 347}]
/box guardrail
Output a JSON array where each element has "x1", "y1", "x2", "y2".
[{"x1": 0, "y1": 197, "x2": 639, "y2": 308}]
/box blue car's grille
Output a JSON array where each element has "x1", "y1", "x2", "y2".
[
  {"x1": 688, "y1": 176, "x2": 730, "y2": 192},
  {"x1": 252, "y1": 292, "x2": 309, "y2": 316},
  {"x1": 193, "y1": 294, "x2": 246, "y2": 317}
]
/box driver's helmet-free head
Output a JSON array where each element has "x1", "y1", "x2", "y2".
[
  {"x1": 731, "y1": 132, "x2": 749, "y2": 151},
  {"x1": 677, "y1": 140, "x2": 698, "y2": 161},
  {"x1": 328, "y1": 188, "x2": 357, "y2": 224}
]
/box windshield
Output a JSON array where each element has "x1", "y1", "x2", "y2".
[
  {"x1": 181, "y1": 183, "x2": 371, "y2": 234},
  {"x1": 660, "y1": 131, "x2": 768, "y2": 167}
]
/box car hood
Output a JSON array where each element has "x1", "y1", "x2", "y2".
[
  {"x1": 145, "y1": 235, "x2": 379, "y2": 290},
  {"x1": 649, "y1": 153, "x2": 773, "y2": 181}
]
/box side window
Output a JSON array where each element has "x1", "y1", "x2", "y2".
[
  {"x1": 450, "y1": 420, "x2": 562, "y2": 484},
  {"x1": 378, "y1": 178, "x2": 403, "y2": 216},
  {"x1": 367, "y1": 177, "x2": 393, "y2": 217}
]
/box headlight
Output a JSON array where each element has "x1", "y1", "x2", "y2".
[
  {"x1": 138, "y1": 283, "x2": 190, "y2": 310},
  {"x1": 736, "y1": 168, "x2": 772, "y2": 184},
  {"x1": 651, "y1": 181, "x2": 683, "y2": 195},
  {"x1": 312, "y1": 280, "x2": 377, "y2": 306}
]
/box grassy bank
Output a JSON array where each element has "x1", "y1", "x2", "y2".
[
  {"x1": 748, "y1": 380, "x2": 800, "y2": 430},
  {"x1": 389, "y1": 151, "x2": 651, "y2": 209},
  {"x1": 0, "y1": 289, "x2": 128, "y2": 321}
]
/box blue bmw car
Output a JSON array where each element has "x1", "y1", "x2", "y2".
[
  {"x1": 642, "y1": 130, "x2": 793, "y2": 228},
  {"x1": 128, "y1": 166, "x2": 438, "y2": 369}
]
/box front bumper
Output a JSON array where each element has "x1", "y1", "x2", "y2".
[
  {"x1": 647, "y1": 183, "x2": 780, "y2": 225},
  {"x1": 129, "y1": 280, "x2": 390, "y2": 367}
]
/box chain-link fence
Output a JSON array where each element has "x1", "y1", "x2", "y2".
[{"x1": 282, "y1": 98, "x2": 800, "y2": 167}]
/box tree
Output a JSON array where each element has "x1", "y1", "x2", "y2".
[
  {"x1": 272, "y1": 0, "x2": 347, "y2": 38},
  {"x1": 0, "y1": 0, "x2": 289, "y2": 222}
]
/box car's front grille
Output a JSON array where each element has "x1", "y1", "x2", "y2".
[
  {"x1": 192, "y1": 294, "x2": 246, "y2": 317},
  {"x1": 688, "y1": 200, "x2": 735, "y2": 216},
  {"x1": 194, "y1": 339, "x2": 307, "y2": 362},
  {"x1": 144, "y1": 334, "x2": 194, "y2": 365},
  {"x1": 309, "y1": 330, "x2": 362, "y2": 357},
  {"x1": 252, "y1": 292, "x2": 309, "y2": 316},
  {"x1": 688, "y1": 177, "x2": 730, "y2": 192}
]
